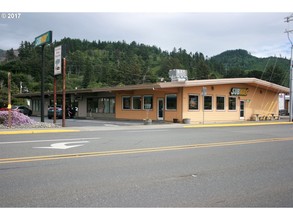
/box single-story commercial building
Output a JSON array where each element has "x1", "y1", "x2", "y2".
[{"x1": 15, "y1": 75, "x2": 289, "y2": 123}]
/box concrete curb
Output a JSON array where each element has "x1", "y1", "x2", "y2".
[
  {"x1": 0, "y1": 121, "x2": 292, "y2": 135},
  {"x1": 184, "y1": 121, "x2": 293, "y2": 128},
  {"x1": 0, "y1": 129, "x2": 80, "y2": 135}
]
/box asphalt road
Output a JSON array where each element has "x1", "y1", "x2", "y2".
[{"x1": 1, "y1": 124, "x2": 293, "y2": 207}]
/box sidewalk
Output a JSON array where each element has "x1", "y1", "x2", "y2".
[{"x1": 1, "y1": 118, "x2": 292, "y2": 135}]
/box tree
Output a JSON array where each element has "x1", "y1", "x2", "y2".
[
  {"x1": 82, "y1": 59, "x2": 93, "y2": 88},
  {"x1": 5, "y1": 48, "x2": 16, "y2": 61}
]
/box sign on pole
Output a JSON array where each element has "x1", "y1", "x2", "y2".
[
  {"x1": 34, "y1": 31, "x2": 52, "y2": 47},
  {"x1": 202, "y1": 87, "x2": 207, "y2": 96},
  {"x1": 34, "y1": 30, "x2": 52, "y2": 122},
  {"x1": 54, "y1": 45, "x2": 62, "y2": 75}
]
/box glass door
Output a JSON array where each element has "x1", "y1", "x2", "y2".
[
  {"x1": 157, "y1": 98, "x2": 164, "y2": 120},
  {"x1": 240, "y1": 100, "x2": 245, "y2": 119}
]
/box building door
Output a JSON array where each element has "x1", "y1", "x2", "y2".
[
  {"x1": 240, "y1": 100, "x2": 245, "y2": 119},
  {"x1": 157, "y1": 98, "x2": 164, "y2": 120}
]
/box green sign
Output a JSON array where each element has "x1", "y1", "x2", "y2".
[{"x1": 34, "y1": 31, "x2": 52, "y2": 47}]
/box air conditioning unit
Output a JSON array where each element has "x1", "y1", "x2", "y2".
[{"x1": 168, "y1": 69, "x2": 188, "y2": 82}]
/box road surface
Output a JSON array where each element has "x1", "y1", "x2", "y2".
[{"x1": 1, "y1": 124, "x2": 293, "y2": 207}]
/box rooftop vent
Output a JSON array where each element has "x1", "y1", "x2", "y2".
[{"x1": 168, "y1": 69, "x2": 188, "y2": 82}]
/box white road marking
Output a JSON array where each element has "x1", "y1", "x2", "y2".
[
  {"x1": 35, "y1": 141, "x2": 89, "y2": 150},
  {"x1": 0, "y1": 137, "x2": 100, "y2": 145}
]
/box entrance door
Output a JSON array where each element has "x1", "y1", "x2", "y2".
[
  {"x1": 240, "y1": 100, "x2": 245, "y2": 119},
  {"x1": 157, "y1": 98, "x2": 164, "y2": 120}
]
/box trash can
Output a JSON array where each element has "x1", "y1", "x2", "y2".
[{"x1": 183, "y1": 118, "x2": 191, "y2": 124}]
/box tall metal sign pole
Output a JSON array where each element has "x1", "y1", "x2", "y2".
[
  {"x1": 34, "y1": 31, "x2": 52, "y2": 122},
  {"x1": 285, "y1": 14, "x2": 293, "y2": 122}
]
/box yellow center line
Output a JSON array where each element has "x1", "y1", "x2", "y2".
[{"x1": 1, "y1": 137, "x2": 293, "y2": 165}]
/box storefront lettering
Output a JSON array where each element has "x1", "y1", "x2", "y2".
[{"x1": 230, "y1": 88, "x2": 248, "y2": 96}]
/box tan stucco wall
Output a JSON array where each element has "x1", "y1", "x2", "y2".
[
  {"x1": 115, "y1": 88, "x2": 182, "y2": 121},
  {"x1": 182, "y1": 84, "x2": 279, "y2": 123},
  {"x1": 115, "y1": 83, "x2": 279, "y2": 123}
]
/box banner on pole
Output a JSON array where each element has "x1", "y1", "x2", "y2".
[{"x1": 54, "y1": 45, "x2": 62, "y2": 75}]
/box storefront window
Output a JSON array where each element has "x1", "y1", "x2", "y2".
[
  {"x1": 143, "y1": 95, "x2": 153, "y2": 110},
  {"x1": 32, "y1": 99, "x2": 40, "y2": 112},
  {"x1": 132, "y1": 96, "x2": 142, "y2": 110},
  {"x1": 98, "y1": 98, "x2": 105, "y2": 113},
  {"x1": 122, "y1": 96, "x2": 131, "y2": 110},
  {"x1": 88, "y1": 97, "x2": 115, "y2": 113},
  {"x1": 87, "y1": 98, "x2": 98, "y2": 113},
  {"x1": 229, "y1": 97, "x2": 236, "y2": 110},
  {"x1": 104, "y1": 98, "x2": 110, "y2": 113},
  {"x1": 216, "y1": 96, "x2": 225, "y2": 110},
  {"x1": 166, "y1": 94, "x2": 177, "y2": 110},
  {"x1": 110, "y1": 98, "x2": 115, "y2": 113},
  {"x1": 204, "y1": 96, "x2": 212, "y2": 110},
  {"x1": 189, "y1": 95, "x2": 199, "y2": 110}
]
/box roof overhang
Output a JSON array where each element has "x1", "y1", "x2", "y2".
[{"x1": 14, "y1": 78, "x2": 289, "y2": 99}]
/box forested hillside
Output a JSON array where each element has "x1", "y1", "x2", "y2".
[
  {"x1": 0, "y1": 39, "x2": 290, "y2": 106},
  {"x1": 210, "y1": 49, "x2": 290, "y2": 86}
]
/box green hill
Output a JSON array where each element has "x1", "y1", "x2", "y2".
[
  {"x1": 0, "y1": 40, "x2": 291, "y2": 100},
  {"x1": 210, "y1": 49, "x2": 290, "y2": 86}
]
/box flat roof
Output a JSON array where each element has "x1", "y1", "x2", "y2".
[{"x1": 14, "y1": 78, "x2": 289, "y2": 98}]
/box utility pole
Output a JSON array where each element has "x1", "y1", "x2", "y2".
[
  {"x1": 285, "y1": 14, "x2": 293, "y2": 122},
  {"x1": 8, "y1": 72, "x2": 11, "y2": 128}
]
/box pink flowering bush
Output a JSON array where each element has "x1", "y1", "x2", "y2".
[{"x1": 0, "y1": 110, "x2": 35, "y2": 126}]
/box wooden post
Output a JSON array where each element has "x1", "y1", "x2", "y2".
[
  {"x1": 62, "y1": 58, "x2": 66, "y2": 127},
  {"x1": 53, "y1": 76, "x2": 57, "y2": 124},
  {"x1": 7, "y1": 72, "x2": 12, "y2": 128}
]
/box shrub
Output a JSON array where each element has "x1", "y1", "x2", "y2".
[{"x1": 0, "y1": 110, "x2": 35, "y2": 126}]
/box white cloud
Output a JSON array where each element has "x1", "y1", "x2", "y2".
[{"x1": 0, "y1": 12, "x2": 292, "y2": 58}]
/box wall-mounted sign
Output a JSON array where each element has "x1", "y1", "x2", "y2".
[
  {"x1": 202, "y1": 87, "x2": 207, "y2": 96},
  {"x1": 34, "y1": 31, "x2": 52, "y2": 47},
  {"x1": 230, "y1": 88, "x2": 248, "y2": 96},
  {"x1": 54, "y1": 45, "x2": 62, "y2": 75}
]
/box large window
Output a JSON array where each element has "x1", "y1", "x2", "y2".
[
  {"x1": 143, "y1": 95, "x2": 153, "y2": 110},
  {"x1": 166, "y1": 94, "x2": 177, "y2": 110},
  {"x1": 32, "y1": 99, "x2": 40, "y2": 112},
  {"x1": 204, "y1": 96, "x2": 213, "y2": 110},
  {"x1": 189, "y1": 95, "x2": 199, "y2": 110},
  {"x1": 122, "y1": 96, "x2": 131, "y2": 110},
  {"x1": 132, "y1": 96, "x2": 142, "y2": 110},
  {"x1": 229, "y1": 97, "x2": 236, "y2": 110},
  {"x1": 216, "y1": 96, "x2": 225, "y2": 110},
  {"x1": 88, "y1": 97, "x2": 115, "y2": 113}
]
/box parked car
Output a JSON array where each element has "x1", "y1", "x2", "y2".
[
  {"x1": 48, "y1": 105, "x2": 62, "y2": 119},
  {"x1": 48, "y1": 105, "x2": 75, "y2": 119},
  {"x1": 12, "y1": 106, "x2": 32, "y2": 116}
]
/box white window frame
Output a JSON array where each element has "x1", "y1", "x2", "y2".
[
  {"x1": 204, "y1": 95, "x2": 213, "y2": 111},
  {"x1": 216, "y1": 96, "x2": 225, "y2": 111},
  {"x1": 122, "y1": 96, "x2": 131, "y2": 110},
  {"x1": 132, "y1": 96, "x2": 142, "y2": 110},
  {"x1": 166, "y1": 94, "x2": 177, "y2": 110},
  {"x1": 188, "y1": 94, "x2": 199, "y2": 111}
]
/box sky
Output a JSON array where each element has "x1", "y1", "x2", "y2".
[{"x1": 1, "y1": 1, "x2": 293, "y2": 59}]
